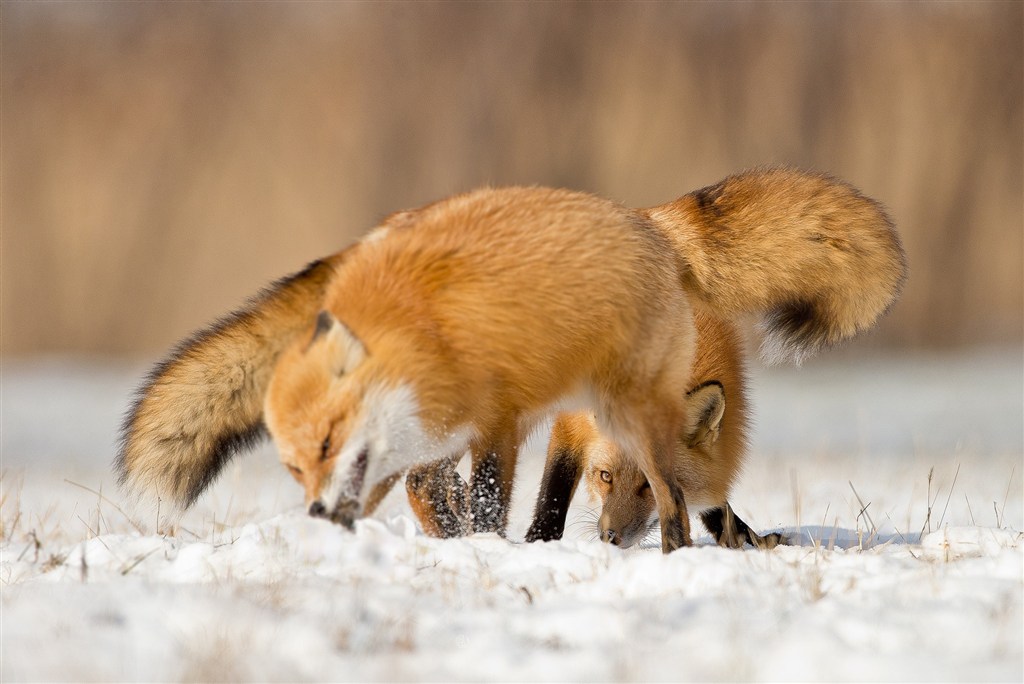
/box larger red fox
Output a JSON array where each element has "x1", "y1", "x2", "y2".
[{"x1": 117, "y1": 168, "x2": 905, "y2": 552}]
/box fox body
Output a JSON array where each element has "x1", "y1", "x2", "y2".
[
  {"x1": 264, "y1": 187, "x2": 699, "y2": 547},
  {"x1": 262, "y1": 170, "x2": 905, "y2": 552},
  {"x1": 117, "y1": 168, "x2": 905, "y2": 553},
  {"x1": 526, "y1": 312, "x2": 780, "y2": 549}
]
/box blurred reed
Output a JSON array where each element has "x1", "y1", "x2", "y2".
[{"x1": 2, "y1": 2, "x2": 1020, "y2": 356}]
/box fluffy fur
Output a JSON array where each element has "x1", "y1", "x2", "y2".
[
  {"x1": 646, "y1": 168, "x2": 906, "y2": 363},
  {"x1": 525, "y1": 311, "x2": 780, "y2": 549},
  {"x1": 259, "y1": 168, "x2": 905, "y2": 552},
  {"x1": 116, "y1": 251, "x2": 349, "y2": 512}
]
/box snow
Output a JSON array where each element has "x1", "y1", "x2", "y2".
[{"x1": 2, "y1": 351, "x2": 1022, "y2": 682}]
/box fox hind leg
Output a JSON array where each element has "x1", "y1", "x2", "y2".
[{"x1": 700, "y1": 502, "x2": 783, "y2": 549}]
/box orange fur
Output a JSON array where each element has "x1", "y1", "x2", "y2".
[
  {"x1": 586, "y1": 313, "x2": 746, "y2": 516},
  {"x1": 119, "y1": 169, "x2": 904, "y2": 552},
  {"x1": 263, "y1": 170, "x2": 905, "y2": 552},
  {"x1": 529, "y1": 312, "x2": 752, "y2": 548}
]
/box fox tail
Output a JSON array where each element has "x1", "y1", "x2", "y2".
[
  {"x1": 115, "y1": 250, "x2": 348, "y2": 515},
  {"x1": 645, "y1": 167, "x2": 907, "y2": 363}
]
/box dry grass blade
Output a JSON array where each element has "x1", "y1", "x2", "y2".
[
  {"x1": 64, "y1": 479, "x2": 144, "y2": 534},
  {"x1": 848, "y1": 481, "x2": 877, "y2": 536},
  {"x1": 920, "y1": 467, "x2": 940, "y2": 537},
  {"x1": 965, "y1": 494, "x2": 976, "y2": 526},
  {"x1": 884, "y1": 513, "x2": 919, "y2": 560},
  {"x1": 997, "y1": 465, "x2": 1016, "y2": 528},
  {"x1": 120, "y1": 547, "x2": 161, "y2": 576},
  {"x1": 936, "y1": 463, "x2": 960, "y2": 530}
]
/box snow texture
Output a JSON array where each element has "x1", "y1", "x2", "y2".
[{"x1": 2, "y1": 351, "x2": 1022, "y2": 682}]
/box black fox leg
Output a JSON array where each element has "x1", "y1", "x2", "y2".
[
  {"x1": 468, "y1": 426, "x2": 520, "y2": 536},
  {"x1": 525, "y1": 445, "x2": 584, "y2": 542}
]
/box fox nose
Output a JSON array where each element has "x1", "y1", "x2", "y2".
[
  {"x1": 602, "y1": 529, "x2": 621, "y2": 546},
  {"x1": 308, "y1": 501, "x2": 328, "y2": 518}
]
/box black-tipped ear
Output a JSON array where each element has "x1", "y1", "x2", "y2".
[
  {"x1": 310, "y1": 310, "x2": 366, "y2": 376},
  {"x1": 312, "y1": 310, "x2": 335, "y2": 343},
  {"x1": 684, "y1": 381, "x2": 726, "y2": 448}
]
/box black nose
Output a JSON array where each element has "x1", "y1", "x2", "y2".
[
  {"x1": 308, "y1": 501, "x2": 328, "y2": 518},
  {"x1": 602, "y1": 529, "x2": 620, "y2": 546}
]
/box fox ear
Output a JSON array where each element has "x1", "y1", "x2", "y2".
[
  {"x1": 684, "y1": 381, "x2": 726, "y2": 448},
  {"x1": 312, "y1": 310, "x2": 366, "y2": 376}
]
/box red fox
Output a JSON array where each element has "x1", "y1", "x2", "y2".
[
  {"x1": 114, "y1": 234, "x2": 463, "y2": 534},
  {"x1": 525, "y1": 311, "x2": 781, "y2": 549},
  {"x1": 118, "y1": 168, "x2": 905, "y2": 552}
]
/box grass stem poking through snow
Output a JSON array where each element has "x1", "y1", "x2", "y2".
[
  {"x1": 64, "y1": 479, "x2": 144, "y2": 534},
  {"x1": 936, "y1": 462, "x2": 960, "y2": 530},
  {"x1": 884, "y1": 513, "x2": 919, "y2": 559},
  {"x1": 922, "y1": 467, "x2": 935, "y2": 535},
  {"x1": 848, "y1": 481, "x2": 877, "y2": 547},
  {"x1": 815, "y1": 502, "x2": 832, "y2": 550},
  {"x1": 997, "y1": 465, "x2": 1015, "y2": 528}
]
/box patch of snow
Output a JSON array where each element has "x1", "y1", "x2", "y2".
[{"x1": 2, "y1": 351, "x2": 1022, "y2": 681}]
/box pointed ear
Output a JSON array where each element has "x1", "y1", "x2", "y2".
[
  {"x1": 684, "y1": 381, "x2": 726, "y2": 448},
  {"x1": 311, "y1": 310, "x2": 366, "y2": 376}
]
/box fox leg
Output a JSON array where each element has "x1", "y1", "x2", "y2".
[
  {"x1": 648, "y1": 434, "x2": 692, "y2": 553},
  {"x1": 700, "y1": 503, "x2": 783, "y2": 549},
  {"x1": 607, "y1": 386, "x2": 693, "y2": 552},
  {"x1": 525, "y1": 416, "x2": 586, "y2": 542},
  {"x1": 604, "y1": 416, "x2": 690, "y2": 552},
  {"x1": 468, "y1": 423, "x2": 520, "y2": 535},
  {"x1": 405, "y1": 457, "x2": 470, "y2": 538}
]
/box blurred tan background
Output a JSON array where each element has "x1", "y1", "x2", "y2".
[{"x1": 3, "y1": 1, "x2": 1021, "y2": 358}]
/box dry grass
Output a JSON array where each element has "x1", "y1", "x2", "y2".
[{"x1": 2, "y1": 2, "x2": 1021, "y2": 357}]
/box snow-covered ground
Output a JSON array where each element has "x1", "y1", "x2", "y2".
[{"x1": 2, "y1": 351, "x2": 1022, "y2": 682}]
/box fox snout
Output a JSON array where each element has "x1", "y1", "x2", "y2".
[
  {"x1": 598, "y1": 512, "x2": 626, "y2": 547},
  {"x1": 598, "y1": 509, "x2": 655, "y2": 549},
  {"x1": 306, "y1": 446, "x2": 370, "y2": 528}
]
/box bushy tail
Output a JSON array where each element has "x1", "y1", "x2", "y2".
[
  {"x1": 645, "y1": 167, "x2": 907, "y2": 363},
  {"x1": 116, "y1": 249, "x2": 350, "y2": 513}
]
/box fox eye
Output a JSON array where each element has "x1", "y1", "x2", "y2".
[
  {"x1": 287, "y1": 464, "x2": 302, "y2": 477},
  {"x1": 320, "y1": 435, "x2": 331, "y2": 462},
  {"x1": 638, "y1": 480, "x2": 651, "y2": 495},
  {"x1": 599, "y1": 470, "x2": 612, "y2": 484}
]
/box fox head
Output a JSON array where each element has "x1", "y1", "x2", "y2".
[
  {"x1": 585, "y1": 381, "x2": 726, "y2": 548},
  {"x1": 264, "y1": 310, "x2": 470, "y2": 527}
]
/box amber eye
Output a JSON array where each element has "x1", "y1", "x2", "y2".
[
  {"x1": 599, "y1": 470, "x2": 612, "y2": 484},
  {"x1": 320, "y1": 435, "x2": 331, "y2": 462},
  {"x1": 287, "y1": 464, "x2": 302, "y2": 477}
]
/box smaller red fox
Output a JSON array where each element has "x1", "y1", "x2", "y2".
[{"x1": 525, "y1": 312, "x2": 781, "y2": 549}]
